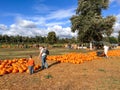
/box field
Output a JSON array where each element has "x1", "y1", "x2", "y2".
[{"x1": 0, "y1": 48, "x2": 120, "y2": 90}]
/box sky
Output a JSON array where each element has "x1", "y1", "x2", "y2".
[{"x1": 0, "y1": 0, "x2": 120, "y2": 38}]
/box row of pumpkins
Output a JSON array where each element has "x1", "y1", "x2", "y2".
[
  {"x1": 0, "y1": 49, "x2": 120, "y2": 75},
  {"x1": 0, "y1": 58, "x2": 40, "y2": 75},
  {"x1": 47, "y1": 50, "x2": 120, "y2": 63}
]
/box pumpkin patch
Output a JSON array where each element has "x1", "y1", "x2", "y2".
[
  {"x1": 0, "y1": 49, "x2": 120, "y2": 76},
  {"x1": 0, "y1": 58, "x2": 40, "y2": 75}
]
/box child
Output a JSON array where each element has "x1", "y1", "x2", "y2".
[{"x1": 27, "y1": 55, "x2": 35, "y2": 75}]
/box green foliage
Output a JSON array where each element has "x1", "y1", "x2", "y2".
[
  {"x1": 118, "y1": 31, "x2": 120, "y2": 43},
  {"x1": 0, "y1": 34, "x2": 78, "y2": 44},
  {"x1": 0, "y1": 35, "x2": 45, "y2": 44},
  {"x1": 70, "y1": 0, "x2": 116, "y2": 43},
  {"x1": 98, "y1": 68, "x2": 106, "y2": 73},
  {"x1": 44, "y1": 74, "x2": 53, "y2": 79},
  {"x1": 47, "y1": 31, "x2": 57, "y2": 44},
  {"x1": 109, "y1": 36, "x2": 118, "y2": 44}
]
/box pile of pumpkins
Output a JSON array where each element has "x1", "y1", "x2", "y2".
[
  {"x1": 108, "y1": 49, "x2": 120, "y2": 56},
  {"x1": 47, "y1": 50, "x2": 120, "y2": 64},
  {"x1": 47, "y1": 51, "x2": 100, "y2": 64},
  {"x1": 0, "y1": 58, "x2": 40, "y2": 76}
]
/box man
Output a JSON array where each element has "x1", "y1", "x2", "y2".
[
  {"x1": 103, "y1": 45, "x2": 109, "y2": 58},
  {"x1": 38, "y1": 46, "x2": 48, "y2": 69}
]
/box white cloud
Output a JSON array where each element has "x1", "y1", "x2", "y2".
[
  {"x1": 0, "y1": 24, "x2": 8, "y2": 30},
  {"x1": 33, "y1": 4, "x2": 52, "y2": 14},
  {"x1": 15, "y1": 18, "x2": 37, "y2": 28},
  {"x1": 110, "y1": 0, "x2": 115, "y2": 3},
  {"x1": 3, "y1": 25, "x2": 46, "y2": 37},
  {"x1": 47, "y1": 25, "x2": 77, "y2": 38},
  {"x1": 1, "y1": 4, "x2": 119, "y2": 39},
  {"x1": 2, "y1": 17, "x2": 77, "y2": 38},
  {"x1": 111, "y1": 13, "x2": 120, "y2": 37},
  {"x1": 46, "y1": 8, "x2": 75, "y2": 20},
  {"x1": 27, "y1": 7, "x2": 75, "y2": 28},
  {"x1": 45, "y1": 20, "x2": 70, "y2": 27},
  {"x1": 2, "y1": 4, "x2": 118, "y2": 39},
  {"x1": 32, "y1": 7, "x2": 75, "y2": 23},
  {"x1": 113, "y1": 22, "x2": 120, "y2": 33},
  {"x1": 2, "y1": 18, "x2": 45, "y2": 37},
  {"x1": 1, "y1": 12, "x2": 22, "y2": 17},
  {"x1": 2, "y1": 8, "x2": 119, "y2": 38},
  {"x1": 110, "y1": 0, "x2": 120, "y2": 4}
]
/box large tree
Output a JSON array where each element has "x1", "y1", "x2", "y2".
[
  {"x1": 70, "y1": 0, "x2": 116, "y2": 50},
  {"x1": 47, "y1": 31, "x2": 57, "y2": 44}
]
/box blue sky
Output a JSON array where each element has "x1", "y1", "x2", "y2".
[{"x1": 0, "y1": 0, "x2": 120, "y2": 38}]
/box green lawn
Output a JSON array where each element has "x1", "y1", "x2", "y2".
[{"x1": 0, "y1": 48, "x2": 89, "y2": 60}]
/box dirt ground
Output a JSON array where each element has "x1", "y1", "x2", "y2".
[{"x1": 0, "y1": 56, "x2": 120, "y2": 90}]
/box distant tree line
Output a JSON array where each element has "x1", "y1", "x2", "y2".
[
  {"x1": 0, "y1": 30, "x2": 119, "y2": 45},
  {"x1": 0, "y1": 32, "x2": 77, "y2": 45}
]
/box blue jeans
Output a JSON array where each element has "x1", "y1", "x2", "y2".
[
  {"x1": 41, "y1": 55, "x2": 48, "y2": 69},
  {"x1": 28, "y1": 66, "x2": 34, "y2": 74}
]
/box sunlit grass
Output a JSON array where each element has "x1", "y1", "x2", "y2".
[{"x1": 0, "y1": 48, "x2": 89, "y2": 60}]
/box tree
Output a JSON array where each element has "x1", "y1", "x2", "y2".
[
  {"x1": 118, "y1": 31, "x2": 120, "y2": 44},
  {"x1": 70, "y1": 0, "x2": 116, "y2": 50},
  {"x1": 2, "y1": 35, "x2": 9, "y2": 43},
  {"x1": 109, "y1": 36, "x2": 118, "y2": 44},
  {"x1": 47, "y1": 31, "x2": 57, "y2": 44}
]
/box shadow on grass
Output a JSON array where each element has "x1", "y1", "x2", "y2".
[
  {"x1": 34, "y1": 61, "x2": 60, "y2": 73},
  {"x1": 48, "y1": 61, "x2": 60, "y2": 68}
]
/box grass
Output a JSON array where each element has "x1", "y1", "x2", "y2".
[
  {"x1": 0, "y1": 48, "x2": 120, "y2": 90},
  {"x1": 0, "y1": 48, "x2": 89, "y2": 59},
  {"x1": 98, "y1": 68, "x2": 106, "y2": 72},
  {"x1": 44, "y1": 74, "x2": 53, "y2": 79},
  {"x1": 0, "y1": 48, "x2": 40, "y2": 59}
]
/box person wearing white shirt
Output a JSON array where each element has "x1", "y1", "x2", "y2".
[
  {"x1": 103, "y1": 45, "x2": 109, "y2": 58},
  {"x1": 38, "y1": 46, "x2": 48, "y2": 69}
]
